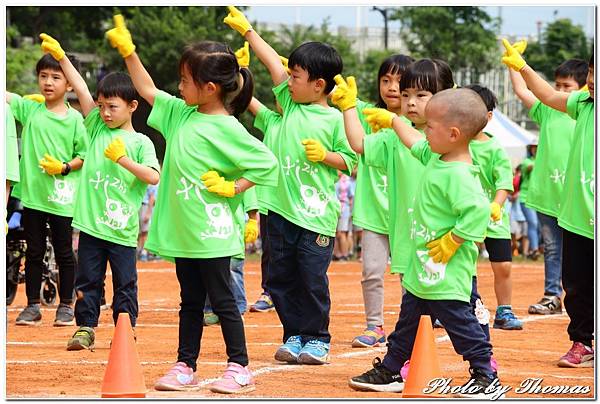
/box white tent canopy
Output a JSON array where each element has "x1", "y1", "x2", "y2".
[{"x1": 484, "y1": 109, "x2": 537, "y2": 167}]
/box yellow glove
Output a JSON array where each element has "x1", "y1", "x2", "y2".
[
  {"x1": 490, "y1": 202, "x2": 502, "y2": 222},
  {"x1": 39, "y1": 154, "x2": 64, "y2": 175},
  {"x1": 363, "y1": 107, "x2": 396, "y2": 133},
  {"x1": 280, "y1": 55, "x2": 290, "y2": 74},
  {"x1": 104, "y1": 137, "x2": 127, "y2": 163},
  {"x1": 235, "y1": 42, "x2": 250, "y2": 68},
  {"x1": 331, "y1": 75, "x2": 358, "y2": 111},
  {"x1": 24, "y1": 94, "x2": 45, "y2": 103},
  {"x1": 39, "y1": 33, "x2": 65, "y2": 61},
  {"x1": 426, "y1": 231, "x2": 461, "y2": 264},
  {"x1": 106, "y1": 14, "x2": 136, "y2": 58},
  {"x1": 501, "y1": 38, "x2": 527, "y2": 71},
  {"x1": 580, "y1": 84, "x2": 589, "y2": 92},
  {"x1": 224, "y1": 6, "x2": 252, "y2": 36},
  {"x1": 244, "y1": 218, "x2": 259, "y2": 243},
  {"x1": 201, "y1": 171, "x2": 235, "y2": 198},
  {"x1": 302, "y1": 139, "x2": 327, "y2": 162}
]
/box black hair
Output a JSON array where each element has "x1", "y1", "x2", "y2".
[
  {"x1": 97, "y1": 72, "x2": 138, "y2": 103},
  {"x1": 179, "y1": 41, "x2": 253, "y2": 118},
  {"x1": 399, "y1": 58, "x2": 454, "y2": 94},
  {"x1": 36, "y1": 53, "x2": 80, "y2": 75},
  {"x1": 554, "y1": 59, "x2": 588, "y2": 87},
  {"x1": 288, "y1": 41, "x2": 343, "y2": 94},
  {"x1": 375, "y1": 54, "x2": 415, "y2": 108},
  {"x1": 590, "y1": 46, "x2": 594, "y2": 67},
  {"x1": 464, "y1": 84, "x2": 497, "y2": 112}
]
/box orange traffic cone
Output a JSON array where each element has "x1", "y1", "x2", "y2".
[
  {"x1": 402, "y1": 315, "x2": 444, "y2": 398},
  {"x1": 101, "y1": 313, "x2": 147, "y2": 398}
]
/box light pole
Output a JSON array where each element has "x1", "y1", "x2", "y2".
[{"x1": 372, "y1": 6, "x2": 389, "y2": 50}]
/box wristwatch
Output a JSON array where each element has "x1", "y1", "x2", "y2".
[{"x1": 61, "y1": 162, "x2": 72, "y2": 176}]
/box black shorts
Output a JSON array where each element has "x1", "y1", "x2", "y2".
[{"x1": 484, "y1": 237, "x2": 512, "y2": 262}]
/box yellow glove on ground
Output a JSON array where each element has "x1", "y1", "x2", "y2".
[
  {"x1": 490, "y1": 202, "x2": 502, "y2": 222},
  {"x1": 363, "y1": 107, "x2": 396, "y2": 133},
  {"x1": 104, "y1": 137, "x2": 127, "y2": 162},
  {"x1": 302, "y1": 139, "x2": 327, "y2": 162},
  {"x1": 331, "y1": 75, "x2": 358, "y2": 111},
  {"x1": 426, "y1": 231, "x2": 461, "y2": 264},
  {"x1": 39, "y1": 33, "x2": 65, "y2": 61},
  {"x1": 224, "y1": 6, "x2": 252, "y2": 36},
  {"x1": 501, "y1": 39, "x2": 527, "y2": 71},
  {"x1": 201, "y1": 171, "x2": 235, "y2": 198},
  {"x1": 244, "y1": 218, "x2": 259, "y2": 243},
  {"x1": 106, "y1": 14, "x2": 136, "y2": 58},
  {"x1": 235, "y1": 42, "x2": 250, "y2": 68},
  {"x1": 279, "y1": 55, "x2": 290, "y2": 74},
  {"x1": 24, "y1": 94, "x2": 45, "y2": 103},
  {"x1": 40, "y1": 154, "x2": 64, "y2": 175}
]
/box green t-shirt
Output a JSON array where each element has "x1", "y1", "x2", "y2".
[
  {"x1": 352, "y1": 100, "x2": 390, "y2": 234},
  {"x1": 526, "y1": 100, "x2": 577, "y2": 218},
  {"x1": 6, "y1": 103, "x2": 20, "y2": 184},
  {"x1": 402, "y1": 140, "x2": 490, "y2": 303},
  {"x1": 71, "y1": 108, "x2": 160, "y2": 247},
  {"x1": 9, "y1": 94, "x2": 88, "y2": 217},
  {"x1": 558, "y1": 91, "x2": 594, "y2": 239},
  {"x1": 145, "y1": 90, "x2": 279, "y2": 259},
  {"x1": 260, "y1": 81, "x2": 358, "y2": 237},
  {"x1": 469, "y1": 133, "x2": 513, "y2": 239},
  {"x1": 253, "y1": 105, "x2": 282, "y2": 215},
  {"x1": 364, "y1": 121, "x2": 426, "y2": 274},
  {"x1": 518, "y1": 157, "x2": 535, "y2": 203},
  {"x1": 233, "y1": 186, "x2": 260, "y2": 259}
]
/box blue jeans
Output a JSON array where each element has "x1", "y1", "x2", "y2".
[
  {"x1": 205, "y1": 257, "x2": 246, "y2": 315},
  {"x1": 537, "y1": 212, "x2": 563, "y2": 297},
  {"x1": 520, "y1": 202, "x2": 539, "y2": 250},
  {"x1": 75, "y1": 231, "x2": 138, "y2": 327},
  {"x1": 266, "y1": 212, "x2": 335, "y2": 344}
]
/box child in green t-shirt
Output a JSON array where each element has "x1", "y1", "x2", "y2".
[
  {"x1": 107, "y1": 15, "x2": 279, "y2": 394},
  {"x1": 502, "y1": 40, "x2": 594, "y2": 368},
  {"x1": 224, "y1": 6, "x2": 357, "y2": 366},
  {"x1": 6, "y1": 103, "x2": 20, "y2": 203},
  {"x1": 36, "y1": 34, "x2": 161, "y2": 351},
  {"x1": 507, "y1": 53, "x2": 588, "y2": 317},
  {"x1": 465, "y1": 84, "x2": 523, "y2": 331},
  {"x1": 349, "y1": 88, "x2": 499, "y2": 398},
  {"x1": 7, "y1": 51, "x2": 89, "y2": 328}
]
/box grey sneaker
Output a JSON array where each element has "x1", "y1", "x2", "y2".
[
  {"x1": 528, "y1": 295, "x2": 562, "y2": 315},
  {"x1": 67, "y1": 326, "x2": 95, "y2": 351},
  {"x1": 15, "y1": 304, "x2": 42, "y2": 326},
  {"x1": 54, "y1": 303, "x2": 75, "y2": 326}
]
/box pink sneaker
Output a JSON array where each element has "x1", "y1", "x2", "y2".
[
  {"x1": 558, "y1": 342, "x2": 594, "y2": 368},
  {"x1": 154, "y1": 362, "x2": 199, "y2": 391},
  {"x1": 209, "y1": 362, "x2": 255, "y2": 394}
]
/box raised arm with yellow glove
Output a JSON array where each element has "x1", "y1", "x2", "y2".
[
  {"x1": 235, "y1": 42, "x2": 250, "y2": 68},
  {"x1": 244, "y1": 218, "x2": 259, "y2": 243},
  {"x1": 501, "y1": 39, "x2": 527, "y2": 72},
  {"x1": 331, "y1": 74, "x2": 358, "y2": 111},
  {"x1": 426, "y1": 230, "x2": 462, "y2": 264},
  {"x1": 490, "y1": 202, "x2": 502, "y2": 222},
  {"x1": 104, "y1": 137, "x2": 127, "y2": 163},
  {"x1": 301, "y1": 139, "x2": 327, "y2": 162},
  {"x1": 224, "y1": 6, "x2": 252, "y2": 37},
  {"x1": 201, "y1": 171, "x2": 236, "y2": 198},
  {"x1": 362, "y1": 107, "x2": 396, "y2": 133},
  {"x1": 39, "y1": 154, "x2": 64, "y2": 176},
  {"x1": 39, "y1": 33, "x2": 65, "y2": 61},
  {"x1": 106, "y1": 14, "x2": 136, "y2": 58}
]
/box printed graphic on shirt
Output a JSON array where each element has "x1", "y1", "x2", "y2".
[
  {"x1": 282, "y1": 155, "x2": 332, "y2": 218},
  {"x1": 90, "y1": 171, "x2": 134, "y2": 230},
  {"x1": 409, "y1": 206, "x2": 446, "y2": 286},
  {"x1": 378, "y1": 174, "x2": 388, "y2": 194},
  {"x1": 48, "y1": 176, "x2": 75, "y2": 205}
]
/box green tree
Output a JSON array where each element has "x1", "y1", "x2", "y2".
[
  {"x1": 391, "y1": 6, "x2": 499, "y2": 73},
  {"x1": 525, "y1": 18, "x2": 591, "y2": 80},
  {"x1": 6, "y1": 26, "x2": 43, "y2": 95}
]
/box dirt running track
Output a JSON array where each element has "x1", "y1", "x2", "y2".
[{"x1": 5, "y1": 259, "x2": 595, "y2": 398}]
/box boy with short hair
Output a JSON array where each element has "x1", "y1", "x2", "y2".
[
  {"x1": 349, "y1": 88, "x2": 499, "y2": 397},
  {"x1": 7, "y1": 52, "x2": 89, "y2": 327},
  {"x1": 37, "y1": 33, "x2": 160, "y2": 350},
  {"x1": 224, "y1": 6, "x2": 357, "y2": 364},
  {"x1": 507, "y1": 49, "x2": 588, "y2": 316}
]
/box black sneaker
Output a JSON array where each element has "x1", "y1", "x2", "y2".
[
  {"x1": 15, "y1": 304, "x2": 42, "y2": 326},
  {"x1": 348, "y1": 357, "x2": 404, "y2": 392},
  {"x1": 456, "y1": 368, "x2": 503, "y2": 399}
]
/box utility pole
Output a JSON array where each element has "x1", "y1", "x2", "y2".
[{"x1": 372, "y1": 6, "x2": 389, "y2": 50}]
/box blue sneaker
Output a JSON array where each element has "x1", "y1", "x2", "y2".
[
  {"x1": 493, "y1": 306, "x2": 523, "y2": 330},
  {"x1": 274, "y1": 335, "x2": 303, "y2": 363},
  {"x1": 297, "y1": 339, "x2": 330, "y2": 365},
  {"x1": 250, "y1": 293, "x2": 275, "y2": 312}
]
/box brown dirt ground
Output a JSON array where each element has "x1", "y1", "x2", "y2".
[{"x1": 5, "y1": 258, "x2": 595, "y2": 398}]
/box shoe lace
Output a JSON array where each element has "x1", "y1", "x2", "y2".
[
  {"x1": 73, "y1": 329, "x2": 91, "y2": 339},
  {"x1": 259, "y1": 294, "x2": 272, "y2": 304}
]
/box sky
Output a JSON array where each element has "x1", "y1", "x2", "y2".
[{"x1": 245, "y1": 5, "x2": 595, "y2": 38}]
